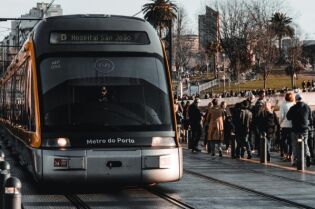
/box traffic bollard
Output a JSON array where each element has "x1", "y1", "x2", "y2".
[
  {"x1": 0, "y1": 161, "x2": 11, "y2": 209},
  {"x1": 231, "y1": 132, "x2": 236, "y2": 158},
  {"x1": 4, "y1": 177, "x2": 22, "y2": 209},
  {"x1": 177, "y1": 124, "x2": 181, "y2": 143},
  {"x1": 185, "y1": 130, "x2": 189, "y2": 143},
  {"x1": 297, "y1": 137, "x2": 305, "y2": 171},
  {"x1": 187, "y1": 130, "x2": 193, "y2": 149},
  {"x1": 260, "y1": 133, "x2": 267, "y2": 164},
  {"x1": 0, "y1": 150, "x2": 4, "y2": 161}
]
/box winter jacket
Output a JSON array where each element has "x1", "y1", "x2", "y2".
[
  {"x1": 207, "y1": 106, "x2": 224, "y2": 141},
  {"x1": 287, "y1": 101, "x2": 313, "y2": 132},
  {"x1": 259, "y1": 110, "x2": 279, "y2": 138},
  {"x1": 188, "y1": 103, "x2": 202, "y2": 128},
  {"x1": 237, "y1": 107, "x2": 252, "y2": 136},
  {"x1": 279, "y1": 101, "x2": 294, "y2": 128},
  {"x1": 252, "y1": 99, "x2": 265, "y2": 129}
]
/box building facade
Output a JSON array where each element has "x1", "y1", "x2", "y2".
[
  {"x1": 198, "y1": 6, "x2": 219, "y2": 50},
  {"x1": 0, "y1": 3, "x2": 63, "y2": 75},
  {"x1": 198, "y1": 6, "x2": 219, "y2": 72}
]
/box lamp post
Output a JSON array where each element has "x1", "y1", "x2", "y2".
[{"x1": 223, "y1": 53, "x2": 226, "y2": 93}]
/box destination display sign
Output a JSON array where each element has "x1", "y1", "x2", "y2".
[{"x1": 50, "y1": 31, "x2": 150, "y2": 45}]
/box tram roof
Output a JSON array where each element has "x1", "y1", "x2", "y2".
[{"x1": 32, "y1": 15, "x2": 164, "y2": 57}]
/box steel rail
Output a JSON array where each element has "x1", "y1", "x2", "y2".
[
  {"x1": 65, "y1": 194, "x2": 92, "y2": 209},
  {"x1": 145, "y1": 186, "x2": 196, "y2": 209},
  {"x1": 185, "y1": 169, "x2": 314, "y2": 209},
  {"x1": 187, "y1": 153, "x2": 315, "y2": 187}
]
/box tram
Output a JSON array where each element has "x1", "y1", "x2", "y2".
[{"x1": 0, "y1": 15, "x2": 183, "y2": 184}]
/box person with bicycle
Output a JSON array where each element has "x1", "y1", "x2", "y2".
[{"x1": 287, "y1": 93, "x2": 313, "y2": 167}]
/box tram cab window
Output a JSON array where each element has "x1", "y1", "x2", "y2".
[{"x1": 40, "y1": 56, "x2": 172, "y2": 131}]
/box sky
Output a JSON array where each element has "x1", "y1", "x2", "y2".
[{"x1": 0, "y1": 0, "x2": 315, "y2": 40}]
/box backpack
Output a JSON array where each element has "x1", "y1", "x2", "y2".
[
  {"x1": 176, "y1": 111, "x2": 184, "y2": 124},
  {"x1": 239, "y1": 109, "x2": 251, "y2": 134},
  {"x1": 253, "y1": 100, "x2": 264, "y2": 126},
  {"x1": 264, "y1": 111, "x2": 278, "y2": 136}
]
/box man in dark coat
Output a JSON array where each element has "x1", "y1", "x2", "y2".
[
  {"x1": 287, "y1": 94, "x2": 313, "y2": 167},
  {"x1": 235, "y1": 100, "x2": 253, "y2": 159},
  {"x1": 188, "y1": 98, "x2": 202, "y2": 152},
  {"x1": 252, "y1": 90, "x2": 266, "y2": 156}
]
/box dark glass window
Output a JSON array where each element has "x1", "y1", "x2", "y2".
[
  {"x1": 12, "y1": 61, "x2": 27, "y2": 126},
  {"x1": 40, "y1": 56, "x2": 172, "y2": 131},
  {"x1": 0, "y1": 59, "x2": 35, "y2": 131},
  {"x1": 5, "y1": 78, "x2": 12, "y2": 121}
]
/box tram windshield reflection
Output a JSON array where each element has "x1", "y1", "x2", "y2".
[{"x1": 40, "y1": 56, "x2": 172, "y2": 132}]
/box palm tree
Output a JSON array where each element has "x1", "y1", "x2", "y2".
[
  {"x1": 142, "y1": 0, "x2": 177, "y2": 37},
  {"x1": 270, "y1": 12, "x2": 294, "y2": 63}
]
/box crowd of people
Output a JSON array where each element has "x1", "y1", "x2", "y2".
[
  {"x1": 177, "y1": 82, "x2": 315, "y2": 101},
  {"x1": 301, "y1": 80, "x2": 315, "y2": 92},
  {"x1": 174, "y1": 90, "x2": 315, "y2": 167}
]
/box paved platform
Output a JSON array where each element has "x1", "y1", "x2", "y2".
[
  {"x1": 2, "y1": 139, "x2": 315, "y2": 208},
  {"x1": 181, "y1": 141, "x2": 315, "y2": 173}
]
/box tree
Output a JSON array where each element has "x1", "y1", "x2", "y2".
[
  {"x1": 270, "y1": 12, "x2": 294, "y2": 64},
  {"x1": 214, "y1": 0, "x2": 253, "y2": 83},
  {"x1": 248, "y1": 0, "x2": 281, "y2": 89},
  {"x1": 142, "y1": 0, "x2": 177, "y2": 37},
  {"x1": 285, "y1": 38, "x2": 306, "y2": 88},
  {"x1": 173, "y1": 6, "x2": 193, "y2": 73}
]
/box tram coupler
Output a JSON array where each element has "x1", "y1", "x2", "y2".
[
  {"x1": 297, "y1": 136, "x2": 305, "y2": 171},
  {"x1": 4, "y1": 177, "x2": 22, "y2": 209},
  {"x1": 260, "y1": 133, "x2": 267, "y2": 164},
  {"x1": 0, "y1": 161, "x2": 11, "y2": 208}
]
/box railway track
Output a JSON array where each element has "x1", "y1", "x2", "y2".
[
  {"x1": 65, "y1": 194, "x2": 92, "y2": 209},
  {"x1": 187, "y1": 153, "x2": 315, "y2": 187},
  {"x1": 184, "y1": 169, "x2": 315, "y2": 209},
  {"x1": 145, "y1": 186, "x2": 195, "y2": 209}
]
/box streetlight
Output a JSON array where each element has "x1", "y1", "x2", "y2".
[{"x1": 222, "y1": 53, "x2": 226, "y2": 93}]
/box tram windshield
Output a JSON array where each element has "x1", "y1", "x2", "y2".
[{"x1": 39, "y1": 56, "x2": 172, "y2": 131}]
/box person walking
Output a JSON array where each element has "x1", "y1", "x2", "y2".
[
  {"x1": 182, "y1": 101, "x2": 191, "y2": 143},
  {"x1": 203, "y1": 102, "x2": 213, "y2": 148},
  {"x1": 259, "y1": 101, "x2": 280, "y2": 162},
  {"x1": 302, "y1": 80, "x2": 306, "y2": 90},
  {"x1": 207, "y1": 99, "x2": 224, "y2": 156},
  {"x1": 307, "y1": 80, "x2": 311, "y2": 91},
  {"x1": 252, "y1": 90, "x2": 266, "y2": 157},
  {"x1": 174, "y1": 97, "x2": 183, "y2": 142},
  {"x1": 279, "y1": 92, "x2": 295, "y2": 161},
  {"x1": 188, "y1": 98, "x2": 202, "y2": 153},
  {"x1": 234, "y1": 100, "x2": 253, "y2": 159},
  {"x1": 221, "y1": 101, "x2": 234, "y2": 152},
  {"x1": 287, "y1": 93, "x2": 313, "y2": 167}
]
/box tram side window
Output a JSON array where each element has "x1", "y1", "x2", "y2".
[
  {"x1": 4, "y1": 79, "x2": 12, "y2": 121},
  {"x1": 2, "y1": 83, "x2": 6, "y2": 119},
  {"x1": 27, "y1": 61, "x2": 36, "y2": 131},
  {"x1": 11, "y1": 74, "x2": 16, "y2": 123},
  {"x1": 0, "y1": 87, "x2": 3, "y2": 118},
  {"x1": 12, "y1": 61, "x2": 27, "y2": 127}
]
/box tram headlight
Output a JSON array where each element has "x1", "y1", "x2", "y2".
[
  {"x1": 42, "y1": 137, "x2": 71, "y2": 148},
  {"x1": 57, "y1": 138, "x2": 69, "y2": 147},
  {"x1": 151, "y1": 137, "x2": 176, "y2": 147}
]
